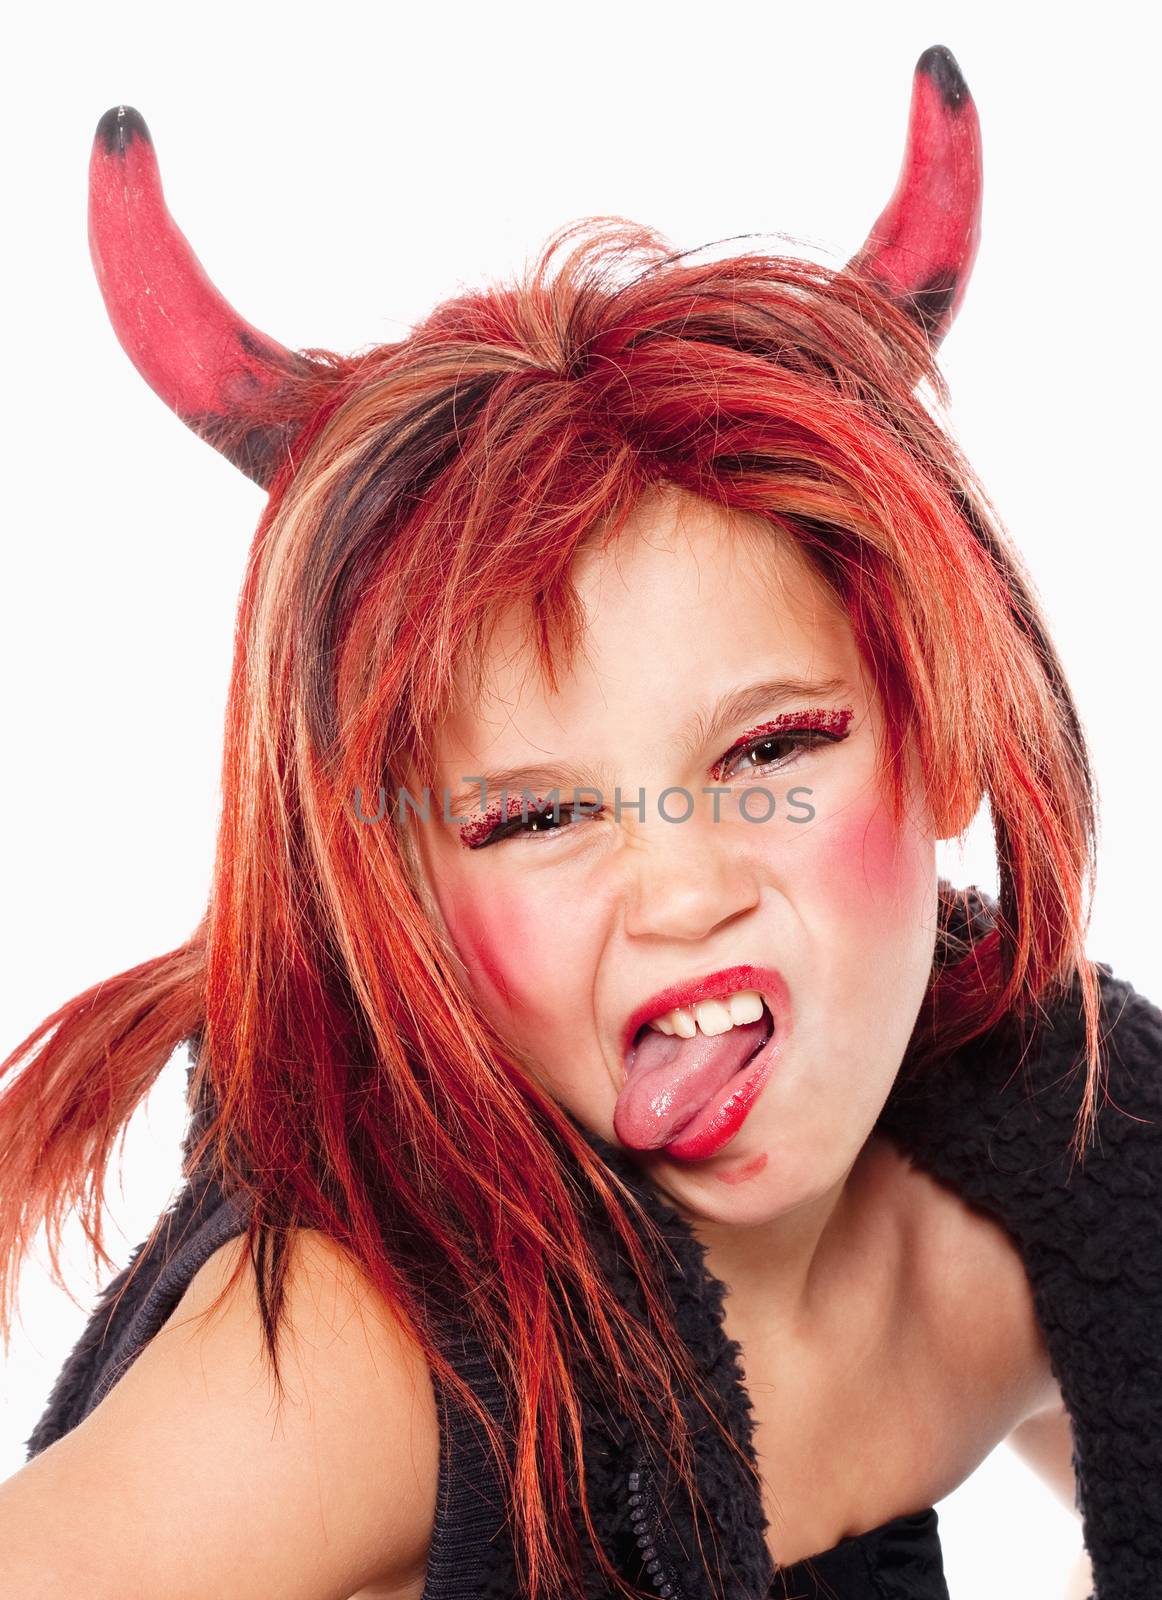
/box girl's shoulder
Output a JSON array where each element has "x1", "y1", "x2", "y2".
[{"x1": 14, "y1": 1224, "x2": 439, "y2": 1600}]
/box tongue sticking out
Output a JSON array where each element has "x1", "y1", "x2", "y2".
[{"x1": 614, "y1": 1011, "x2": 771, "y2": 1151}]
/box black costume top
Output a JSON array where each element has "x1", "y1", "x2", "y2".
[{"x1": 25, "y1": 890, "x2": 1162, "y2": 1598}]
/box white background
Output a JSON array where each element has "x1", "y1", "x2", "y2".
[{"x1": 2, "y1": 3, "x2": 1159, "y2": 1595}]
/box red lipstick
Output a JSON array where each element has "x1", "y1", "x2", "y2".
[
  {"x1": 663, "y1": 1040, "x2": 780, "y2": 1162},
  {"x1": 620, "y1": 963, "x2": 791, "y2": 1067}
]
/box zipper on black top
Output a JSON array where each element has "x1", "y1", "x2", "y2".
[{"x1": 624, "y1": 1455, "x2": 682, "y2": 1598}]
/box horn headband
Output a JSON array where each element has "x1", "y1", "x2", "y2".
[{"x1": 88, "y1": 43, "x2": 982, "y2": 492}]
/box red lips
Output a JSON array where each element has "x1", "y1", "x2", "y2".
[{"x1": 620, "y1": 964, "x2": 792, "y2": 1066}]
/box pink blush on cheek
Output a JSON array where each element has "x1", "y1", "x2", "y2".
[
  {"x1": 441, "y1": 892, "x2": 536, "y2": 1019},
  {"x1": 814, "y1": 793, "x2": 921, "y2": 910}
]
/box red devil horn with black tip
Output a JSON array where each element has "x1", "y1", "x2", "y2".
[
  {"x1": 844, "y1": 44, "x2": 983, "y2": 346},
  {"x1": 89, "y1": 106, "x2": 313, "y2": 488}
]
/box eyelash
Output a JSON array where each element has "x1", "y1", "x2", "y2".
[{"x1": 460, "y1": 710, "x2": 853, "y2": 850}]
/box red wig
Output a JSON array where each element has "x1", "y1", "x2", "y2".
[{"x1": 2, "y1": 46, "x2": 1104, "y2": 1600}]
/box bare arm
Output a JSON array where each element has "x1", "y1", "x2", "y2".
[
  {"x1": 1008, "y1": 1389, "x2": 1093, "y2": 1600},
  {"x1": 0, "y1": 1230, "x2": 439, "y2": 1600}
]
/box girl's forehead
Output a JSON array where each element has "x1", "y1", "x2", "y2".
[{"x1": 434, "y1": 497, "x2": 864, "y2": 758}]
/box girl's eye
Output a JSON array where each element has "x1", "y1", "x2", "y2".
[
  {"x1": 501, "y1": 804, "x2": 582, "y2": 842},
  {"x1": 466, "y1": 801, "x2": 592, "y2": 849},
  {"x1": 714, "y1": 725, "x2": 844, "y2": 784}
]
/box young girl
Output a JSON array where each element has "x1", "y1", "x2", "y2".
[{"x1": 1, "y1": 45, "x2": 1156, "y2": 1600}]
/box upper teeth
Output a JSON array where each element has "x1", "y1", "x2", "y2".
[{"x1": 646, "y1": 989, "x2": 765, "y2": 1039}]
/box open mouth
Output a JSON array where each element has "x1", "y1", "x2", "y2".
[
  {"x1": 615, "y1": 996, "x2": 777, "y2": 1153},
  {"x1": 734, "y1": 996, "x2": 774, "y2": 1064},
  {"x1": 663, "y1": 1001, "x2": 777, "y2": 1156},
  {"x1": 627, "y1": 997, "x2": 774, "y2": 1074}
]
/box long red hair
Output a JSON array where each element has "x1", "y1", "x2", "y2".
[{"x1": 1, "y1": 219, "x2": 1104, "y2": 1598}]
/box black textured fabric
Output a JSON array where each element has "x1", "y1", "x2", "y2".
[
  {"x1": 24, "y1": 887, "x2": 1162, "y2": 1598},
  {"x1": 768, "y1": 1506, "x2": 948, "y2": 1598}
]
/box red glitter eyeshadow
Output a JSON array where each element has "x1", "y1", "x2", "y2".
[
  {"x1": 709, "y1": 707, "x2": 854, "y2": 782},
  {"x1": 458, "y1": 792, "x2": 564, "y2": 850}
]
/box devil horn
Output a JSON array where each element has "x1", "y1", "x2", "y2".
[
  {"x1": 89, "y1": 107, "x2": 313, "y2": 487},
  {"x1": 844, "y1": 45, "x2": 983, "y2": 346}
]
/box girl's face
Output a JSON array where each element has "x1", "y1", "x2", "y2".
[{"x1": 410, "y1": 487, "x2": 942, "y2": 1227}]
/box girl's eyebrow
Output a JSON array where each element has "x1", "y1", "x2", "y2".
[
  {"x1": 443, "y1": 674, "x2": 854, "y2": 813},
  {"x1": 445, "y1": 759, "x2": 617, "y2": 815},
  {"x1": 677, "y1": 674, "x2": 854, "y2": 762}
]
